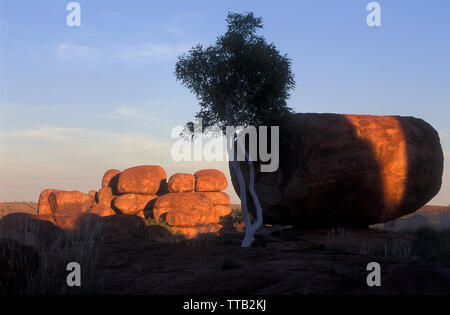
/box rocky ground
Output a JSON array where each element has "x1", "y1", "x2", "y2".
[
  {"x1": 1, "y1": 203, "x2": 450, "y2": 295},
  {"x1": 86, "y1": 229, "x2": 449, "y2": 295},
  {"x1": 18, "y1": 227, "x2": 447, "y2": 295},
  {"x1": 0, "y1": 202, "x2": 37, "y2": 218}
]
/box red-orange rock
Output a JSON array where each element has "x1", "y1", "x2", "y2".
[
  {"x1": 0, "y1": 213, "x2": 64, "y2": 249},
  {"x1": 112, "y1": 194, "x2": 158, "y2": 215},
  {"x1": 88, "y1": 190, "x2": 97, "y2": 204},
  {"x1": 153, "y1": 192, "x2": 215, "y2": 224},
  {"x1": 37, "y1": 189, "x2": 62, "y2": 214},
  {"x1": 117, "y1": 165, "x2": 167, "y2": 195},
  {"x1": 202, "y1": 192, "x2": 230, "y2": 206},
  {"x1": 102, "y1": 169, "x2": 121, "y2": 191},
  {"x1": 214, "y1": 205, "x2": 232, "y2": 218},
  {"x1": 165, "y1": 211, "x2": 204, "y2": 227},
  {"x1": 168, "y1": 173, "x2": 195, "y2": 193},
  {"x1": 230, "y1": 113, "x2": 444, "y2": 228},
  {"x1": 89, "y1": 204, "x2": 117, "y2": 217},
  {"x1": 170, "y1": 224, "x2": 223, "y2": 239},
  {"x1": 96, "y1": 187, "x2": 114, "y2": 205},
  {"x1": 53, "y1": 202, "x2": 93, "y2": 218},
  {"x1": 48, "y1": 191, "x2": 90, "y2": 214},
  {"x1": 194, "y1": 169, "x2": 228, "y2": 192}
]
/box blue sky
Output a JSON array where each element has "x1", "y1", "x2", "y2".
[{"x1": 0, "y1": 0, "x2": 449, "y2": 204}]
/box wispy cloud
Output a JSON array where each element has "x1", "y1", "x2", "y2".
[
  {"x1": 164, "y1": 25, "x2": 185, "y2": 37},
  {"x1": 1, "y1": 125, "x2": 172, "y2": 159},
  {"x1": 55, "y1": 41, "x2": 193, "y2": 64},
  {"x1": 0, "y1": 125, "x2": 238, "y2": 202},
  {"x1": 102, "y1": 106, "x2": 169, "y2": 123},
  {"x1": 56, "y1": 43, "x2": 100, "y2": 61},
  {"x1": 115, "y1": 42, "x2": 192, "y2": 63}
]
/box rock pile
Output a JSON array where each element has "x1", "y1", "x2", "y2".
[
  {"x1": 153, "y1": 170, "x2": 232, "y2": 238},
  {"x1": 34, "y1": 166, "x2": 231, "y2": 238}
]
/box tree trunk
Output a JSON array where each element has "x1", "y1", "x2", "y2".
[
  {"x1": 227, "y1": 131, "x2": 263, "y2": 247},
  {"x1": 225, "y1": 100, "x2": 263, "y2": 247}
]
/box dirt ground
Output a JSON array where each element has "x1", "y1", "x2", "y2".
[{"x1": 68, "y1": 228, "x2": 450, "y2": 295}]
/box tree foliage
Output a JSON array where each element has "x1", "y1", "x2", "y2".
[{"x1": 175, "y1": 12, "x2": 295, "y2": 131}]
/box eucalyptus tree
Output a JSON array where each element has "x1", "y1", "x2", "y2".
[{"x1": 175, "y1": 12, "x2": 295, "y2": 247}]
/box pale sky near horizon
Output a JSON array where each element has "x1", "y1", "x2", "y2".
[{"x1": 0, "y1": 0, "x2": 449, "y2": 205}]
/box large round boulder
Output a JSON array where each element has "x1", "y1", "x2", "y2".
[
  {"x1": 202, "y1": 192, "x2": 230, "y2": 206},
  {"x1": 230, "y1": 113, "x2": 444, "y2": 228},
  {"x1": 117, "y1": 165, "x2": 167, "y2": 195},
  {"x1": 153, "y1": 192, "x2": 216, "y2": 225}
]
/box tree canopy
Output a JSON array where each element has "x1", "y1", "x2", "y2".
[{"x1": 175, "y1": 12, "x2": 295, "y2": 131}]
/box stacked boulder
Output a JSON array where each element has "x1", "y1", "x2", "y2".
[
  {"x1": 153, "y1": 169, "x2": 232, "y2": 238},
  {"x1": 111, "y1": 165, "x2": 166, "y2": 218},
  {"x1": 36, "y1": 165, "x2": 232, "y2": 239},
  {"x1": 37, "y1": 189, "x2": 94, "y2": 229}
]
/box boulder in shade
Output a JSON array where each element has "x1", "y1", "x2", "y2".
[
  {"x1": 230, "y1": 113, "x2": 444, "y2": 228},
  {"x1": 0, "y1": 213, "x2": 64, "y2": 250}
]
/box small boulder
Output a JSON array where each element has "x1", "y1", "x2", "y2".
[
  {"x1": 88, "y1": 190, "x2": 97, "y2": 204},
  {"x1": 102, "y1": 169, "x2": 121, "y2": 192},
  {"x1": 96, "y1": 187, "x2": 114, "y2": 205},
  {"x1": 89, "y1": 203, "x2": 117, "y2": 217},
  {"x1": 194, "y1": 169, "x2": 228, "y2": 192},
  {"x1": 48, "y1": 191, "x2": 90, "y2": 214},
  {"x1": 117, "y1": 165, "x2": 167, "y2": 195},
  {"x1": 168, "y1": 173, "x2": 195, "y2": 193},
  {"x1": 37, "y1": 189, "x2": 62, "y2": 214},
  {"x1": 112, "y1": 194, "x2": 158, "y2": 215}
]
